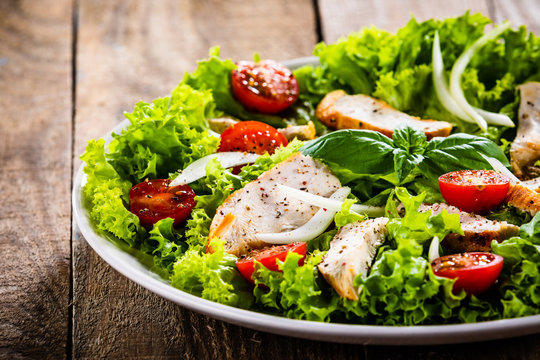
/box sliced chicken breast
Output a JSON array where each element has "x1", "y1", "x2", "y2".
[
  {"x1": 510, "y1": 82, "x2": 540, "y2": 179},
  {"x1": 208, "y1": 117, "x2": 239, "y2": 133},
  {"x1": 419, "y1": 203, "x2": 519, "y2": 252},
  {"x1": 318, "y1": 218, "x2": 388, "y2": 301},
  {"x1": 522, "y1": 177, "x2": 540, "y2": 193},
  {"x1": 209, "y1": 152, "x2": 341, "y2": 256},
  {"x1": 505, "y1": 182, "x2": 540, "y2": 216},
  {"x1": 316, "y1": 90, "x2": 453, "y2": 140},
  {"x1": 277, "y1": 122, "x2": 317, "y2": 141}
]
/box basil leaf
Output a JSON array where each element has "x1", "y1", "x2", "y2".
[
  {"x1": 392, "y1": 126, "x2": 427, "y2": 183},
  {"x1": 393, "y1": 125, "x2": 427, "y2": 153},
  {"x1": 393, "y1": 149, "x2": 424, "y2": 184},
  {"x1": 300, "y1": 129, "x2": 395, "y2": 176},
  {"x1": 419, "y1": 133, "x2": 509, "y2": 183}
]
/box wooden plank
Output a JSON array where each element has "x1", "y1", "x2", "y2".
[
  {"x1": 318, "y1": 0, "x2": 490, "y2": 43},
  {"x1": 72, "y1": 0, "x2": 318, "y2": 358},
  {"x1": 0, "y1": 0, "x2": 73, "y2": 359},
  {"x1": 491, "y1": 0, "x2": 540, "y2": 34}
]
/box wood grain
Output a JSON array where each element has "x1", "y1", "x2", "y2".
[
  {"x1": 72, "y1": 0, "x2": 317, "y2": 358},
  {"x1": 0, "y1": 0, "x2": 73, "y2": 359},
  {"x1": 492, "y1": 0, "x2": 540, "y2": 34},
  {"x1": 318, "y1": 0, "x2": 490, "y2": 43}
]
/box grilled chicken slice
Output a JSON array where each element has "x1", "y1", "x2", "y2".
[
  {"x1": 208, "y1": 117, "x2": 239, "y2": 133},
  {"x1": 209, "y1": 152, "x2": 341, "y2": 256},
  {"x1": 419, "y1": 203, "x2": 519, "y2": 252},
  {"x1": 278, "y1": 122, "x2": 317, "y2": 141},
  {"x1": 318, "y1": 218, "x2": 388, "y2": 301},
  {"x1": 505, "y1": 182, "x2": 540, "y2": 216},
  {"x1": 522, "y1": 177, "x2": 540, "y2": 193},
  {"x1": 510, "y1": 82, "x2": 540, "y2": 179},
  {"x1": 208, "y1": 117, "x2": 317, "y2": 141},
  {"x1": 316, "y1": 90, "x2": 453, "y2": 140}
]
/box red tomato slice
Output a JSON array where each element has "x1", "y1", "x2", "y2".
[
  {"x1": 231, "y1": 60, "x2": 299, "y2": 114},
  {"x1": 236, "y1": 242, "x2": 307, "y2": 284},
  {"x1": 129, "y1": 179, "x2": 196, "y2": 228},
  {"x1": 431, "y1": 252, "x2": 503, "y2": 295},
  {"x1": 218, "y1": 120, "x2": 288, "y2": 155},
  {"x1": 438, "y1": 170, "x2": 510, "y2": 214}
]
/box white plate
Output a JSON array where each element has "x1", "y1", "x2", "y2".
[{"x1": 72, "y1": 57, "x2": 540, "y2": 345}]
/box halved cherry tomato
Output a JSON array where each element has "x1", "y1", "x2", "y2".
[
  {"x1": 231, "y1": 60, "x2": 299, "y2": 114},
  {"x1": 438, "y1": 170, "x2": 510, "y2": 214},
  {"x1": 129, "y1": 179, "x2": 196, "y2": 228},
  {"x1": 218, "y1": 120, "x2": 288, "y2": 155},
  {"x1": 236, "y1": 242, "x2": 307, "y2": 284},
  {"x1": 431, "y1": 252, "x2": 503, "y2": 295}
]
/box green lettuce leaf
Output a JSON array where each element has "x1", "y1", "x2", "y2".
[
  {"x1": 519, "y1": 213, "x2": 540, "y2": 244},
  {"x1": 492, "y1": 235, "x2": 540, "y2": 317},
  {"x1": 144, "y1": 218, "x2": 187, "y2": 275},
  {"x1": 334, "y1": 199, "x2": 365, "y2": 229},
  {"x1": 171, "y1": 238, "x2": 253, "y2": 308},
  {"x1": 296, "y1": 12, "x2": 539, "y2": 141},
  {"x1": 253, "y1": 251, "x2": 340, "y2": 321},
  {"x1": 107, "y1": 85, "x2": 219, "y2": 183},
  {"x1": 386, "y1": 187, "x2": 463, "y2": 254},
  {"x1": 81, "y1": 139, "x2": 142, "y2": 245}
]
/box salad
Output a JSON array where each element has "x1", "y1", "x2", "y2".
[{"x1": 80, "y1": 12, "x2": 540, "y2": 326}]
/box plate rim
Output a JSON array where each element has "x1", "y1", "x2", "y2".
[{"x1": 72, "y1": 57, "x2": 540, "y2": 345}]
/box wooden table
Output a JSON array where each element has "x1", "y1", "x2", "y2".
[{"x1": 1, "y1": 0, "x2": 539, "y2": 358}]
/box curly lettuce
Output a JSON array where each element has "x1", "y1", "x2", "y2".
[
  {"x1": 81, "y1": 139, "x2": 142, "y2": 245},
  {"x1": 295, "y1": 12, "x2": 540, "y2": 140},
  {"x1": 81, "y1": 84, "x2": 220, "y2": 258},
  {"x1": 106, "y1": 84, "x2": 219, "y2": 183}
]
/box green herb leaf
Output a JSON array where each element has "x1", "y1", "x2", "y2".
[
  {"x1": 419, "y1": 133, "x2": 509, "y2": 183},
  {"x1": 300, "y1": 129, "x2": 395, "y2": 178}
]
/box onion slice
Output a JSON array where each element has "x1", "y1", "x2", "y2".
[
  {"x1": 254, "y1": 187, "x2": 351, "y2": 245},
  {"x1": 472, "y1": 107, "x2": 514, "y2": 127},
  {"x1": 480, "y1": 153, "x2": 520, "y2": 184},
  {"x1": 428, "y1": 236, "x2": 441, "y2": 263},
  {"x1": 275, "y1": 183, "x2": 384, "y2": 217},
  {"x1": 432, "y1": 31, "x2": 472, "y2": 122},
  {"x1": 449, "y1": 21, "x2": 512, "y2": 131},
  {"x1": 170, "y1": 152, "x2": 260, "y2": 186},
  {"x1": 433, "y1": 29, "x2": 514, "y2": 129}
]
